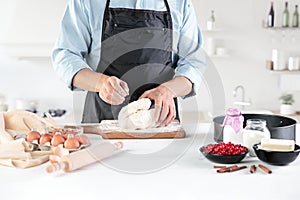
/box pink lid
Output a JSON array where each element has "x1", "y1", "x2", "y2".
[
  {"x1": 223, "y1": 108, "x2": 244, "y2": 133},
  {"x1": 226, "y1": 108, "x2": 241, "y2": 116}
]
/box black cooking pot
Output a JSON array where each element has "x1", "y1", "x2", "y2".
[{"x1": 213, "y1": 114, "x2": 297, "y2": 143}]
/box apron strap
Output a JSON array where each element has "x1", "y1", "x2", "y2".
[
  {"x1": 163, "y1": 0, "x2": 171, "y2": 12},
  {"x1": 105, "y1": 0, "x2": 111, "y2": 11},
  {"x1": 105, "y1": 0, "x2": 171, "y2": 13}
]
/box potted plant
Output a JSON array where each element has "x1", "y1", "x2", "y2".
[{"x1": 279, "y1": 93, "x2": 295, "y2": 115}]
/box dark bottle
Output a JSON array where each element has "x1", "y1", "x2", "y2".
[{"x1": 267, "y1": 1, "x2": 275, "y2": 27}]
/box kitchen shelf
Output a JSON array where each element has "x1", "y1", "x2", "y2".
[
  {"x1": 268, "y1": 70, "x2": 300, "y2": 75},
  {"x1": 263, "y1": 26, "x2": 300, "y2": 30}
]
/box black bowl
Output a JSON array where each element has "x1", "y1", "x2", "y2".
[
  {"x1": 200, "y1": 146, "x2": 248, "y2": 164},
  {"x1": 253, "y1": 143, "x2": 300, "y2": 166}
]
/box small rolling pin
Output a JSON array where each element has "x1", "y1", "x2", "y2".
[{"x1": 46, "y1": 142, "x2": 123, "y2": 173}]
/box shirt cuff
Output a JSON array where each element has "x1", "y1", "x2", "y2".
[{"x1": 174, "y1": 66, "x2": 203, "y2": 99}]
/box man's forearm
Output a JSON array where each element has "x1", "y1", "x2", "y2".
[
  {"x1": 73, "y1": 70, "x2": 192, "y2": 98},
  {"x1": 161, "y1": 76, "x2": 193, "y2": 97},
  {"x1": 72, "y1": 68, "x2": 108, "y2": 92}
]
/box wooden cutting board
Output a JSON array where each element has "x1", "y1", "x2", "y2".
[{"x1": 74, "y1": 120, "x2": 185, "y2": 139}]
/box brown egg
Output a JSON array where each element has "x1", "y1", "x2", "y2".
[
  {"x1": 64, "y1": 135, "x2": 80, "y2": 149},
  {"x1": 39, "y1": 134, "x2": 53, "y2": 145},
  {"x1": 77, "y1": 134, "x2": 90, "y2": 145},
  {"x1": 50, "y1": 130, "x2": 62, "y2": 136},
  {"x1": 64, "y1": 131, "x2": 76, "y2": 139},
  {"x1": 26, "y1": 131, "x2": 41, "y2": 142},
  {"x1": 51, "y1": 133, "x2": 65, "y2": 147}
]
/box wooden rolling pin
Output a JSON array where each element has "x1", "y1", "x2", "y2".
[{"x1": 46, "y1": 142, "x2": 123, "y2": 173}]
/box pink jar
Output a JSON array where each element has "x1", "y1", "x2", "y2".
[{"x1": 222, "y1": 108, "x2": 244, "y2": 144}]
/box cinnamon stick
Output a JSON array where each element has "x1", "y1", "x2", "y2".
[
  {"x1": 250, "y1": 165, "x2": 256, "y2": 174},
  {"x1": 258, "y1": 164, "x2": 272, "y2": 174},
  {"x1": 217, "y1": 165, "x2": 237, "y2": 173},
  {"x1": 217, "y1": 165, "x2": 247, "y2": 173},
  {"x1": 213, "y1": 165, "x2": 227, "y2": 169}
]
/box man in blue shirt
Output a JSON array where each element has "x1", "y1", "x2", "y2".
[{"x1": 52, "y1": 0, "x2": 206, "y2": 126}]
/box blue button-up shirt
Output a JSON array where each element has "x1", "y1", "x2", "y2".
[{"x1": 52, "y1": 0, "x2": 206, "y2": 98}]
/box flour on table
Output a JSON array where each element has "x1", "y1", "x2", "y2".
[{"x1": 99, "y1": 120, "x2": 182, "y2": 133}]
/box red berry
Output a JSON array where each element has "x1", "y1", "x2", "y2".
[{"x1": 204, "y1": 142, "x2": 248, "y2": 155}]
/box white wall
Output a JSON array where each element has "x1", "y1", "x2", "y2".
[
  {"x1": 0, "y1": 0, "x2": 68, "y2": 44},
  {"x1": 0, "y1": 58, "x2": 73, "y2": 111},
  {"x1": 181, "y1": 0, "x2": 300, "y2": 113},
  {"x1": 0, "y1": 0, "x2": 299, "y2": 116}
]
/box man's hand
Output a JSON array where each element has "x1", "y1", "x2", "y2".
[
  {"x1": 98, "y1": 76, "x2": 129, "y2": 105},
  {"x1": 72, "y1": 69, "x2": 129, "y2": 105},
  {"x1": 140, "y1": 85, "x2": 176, "y2": 127}
]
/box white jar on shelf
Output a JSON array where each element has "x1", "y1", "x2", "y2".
[
  {"x1": 288, "y1": 57, "x2": 300, "y2": 71},
  {"x1": 272, "y1": 49, "x2": 287, "y2": 71}
]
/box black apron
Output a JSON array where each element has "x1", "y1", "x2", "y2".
[{"x1": 82, "y1": 0, "x2": 179, "y2": 123}]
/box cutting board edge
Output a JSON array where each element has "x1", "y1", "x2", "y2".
[{"x1": 101, "y1": 130, "x2": 186, "y2": 139}]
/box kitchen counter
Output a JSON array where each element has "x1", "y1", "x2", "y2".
[{"x1": 0, "y1": 120, "x2": 300, "y2": 200}]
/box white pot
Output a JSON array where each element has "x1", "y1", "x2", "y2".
[{"x1": 280, "y1": 104, "x2": 295, "y2": 115}]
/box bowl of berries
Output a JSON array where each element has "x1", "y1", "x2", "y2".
[{"x1": 200, "y1": 142, "x2": 249, "y2": 164}]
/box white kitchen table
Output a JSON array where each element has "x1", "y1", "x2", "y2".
[{"x1": 0, "y1": 121, "x2": 299, "y2": 200}]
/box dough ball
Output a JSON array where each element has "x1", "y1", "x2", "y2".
[
  {"x1": 118, "y1": 98, "x2": 157, "y2": 130},
  {"x1": 119, "y1": 109, "x2": 156, "y2": 130},
  {"x1": 118, "y1": 98, "x2": 151, "y2": 119}
]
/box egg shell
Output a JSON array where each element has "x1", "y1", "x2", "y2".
[
  {"x1": 51, "y1": 134, "x2": 66, "y2": 147},
  {"x1": 77, "y1": 135, "x2": 90, "y2": 145},
  {"x1": 39, "y1": 134, "x2": 53, "y2": 145},
  {"x1": 26, "y1": 131, "x2": 41, "y2": 142},
  {"x1": 64, "y1": 137, "x2": 80, "y2": 149},
  {"x1": 64, "y1": 131, "x2": 76, "y2": 139},
  {"x1": 50, "y1": 130, "x2": 64, "y2": 136}
]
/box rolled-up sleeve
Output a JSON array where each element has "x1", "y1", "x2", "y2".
[
  {"x1": 175, "y1": 0, "x2": 207, "y2": 98},
  {"x1": 52, "y1": 0, "x2": 92, "y2": 90}
]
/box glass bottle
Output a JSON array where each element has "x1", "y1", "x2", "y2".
[
  {"x1": 267, "y1": 1, "x2": 275, "y2": 27},
  {"x1": 222, "y1": 108, "x2": 244, "y2": 144},
  {"x1": 210, "y1": 10, "x2": 215, "y2": 24},
  {"x1": 207, "y1": 10, "x2": 216, "y2": 30},
  {"x1": 243, "y1": 119, "x2": 270, "y2": 156},
  {"x1": 282, "y1": 2, "x2": 289, "y2": 27},
  {"x1": 292, "y1": 5, "x2": 299, "y2": 27}
]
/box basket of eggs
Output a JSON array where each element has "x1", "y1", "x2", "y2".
[{"x1": 26, "y1": 126, "x2": 90, "y2": 151}]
